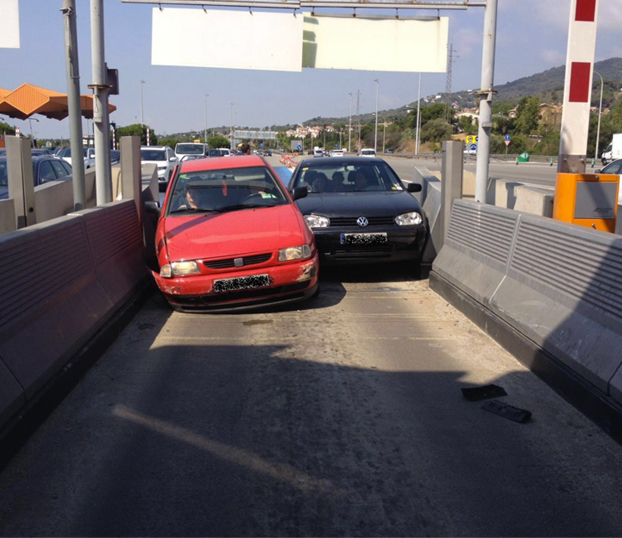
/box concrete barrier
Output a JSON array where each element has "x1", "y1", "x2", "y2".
[
  {"x1": 0, "y1": 200, "x2": 16, "y2": 234},
  {"x1": 430, "y1": 200, "x2": 622, "y2": 421},
  {"x1": 432, "y1": 201, "x2": 519, "y2": 305},
  {"x1": 412, "y1": 167, "x2": 442, "y2": 265},
  {"x1": 0, "y1": 200, "x2": 147, "y2": 430}
]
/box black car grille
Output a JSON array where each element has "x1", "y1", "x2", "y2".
[
  {"x1": 204, "y1": 253, "x2": 272, "y2": 269},
  {"x1": 333, "y1": 245, "x2": 393, "y2": 258},
  {"x1": 329, "y1": 217, "x2": 395, "y2": 227}
]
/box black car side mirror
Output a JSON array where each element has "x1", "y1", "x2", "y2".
[
  {"x1": 595, "y1": 168, "x2": 602, "y2": 173},
  {"x1": 292, "y1": 187, "x2": 308, "y2": 201},
  {"x1": 144, "y1": 200, "x2": 161, "y2": 214},
  {"x1": 407, "y1": 183, "x2": 422, "y2": 193}
]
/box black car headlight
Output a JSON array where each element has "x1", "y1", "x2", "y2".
[
  {"x1": 395, "y1": 212, "x2": 423, "y2": 226},
  {"x1": 304, "y1": 214, "x2": 330, "y2": 229}
]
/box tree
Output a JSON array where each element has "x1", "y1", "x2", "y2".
[
  {"x1": 420, "y1": 118, "x2": 453, "y2": 144},
  {"x1": 0, "y1": 121, "x2": 15, "y2": 135},
  {"x1": 514, "y1": 96, "x2": 541, "y2": 135},
  {"x1": 208, "y1": 135, "x2": 230, "y2": 149},
  {"x1": 116, "y1": 123, "x2": 156, "y2": 145}
]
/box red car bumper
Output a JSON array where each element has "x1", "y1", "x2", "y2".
[{"x1": 152, "y1": 254, "x2": 319, "y2": 312}]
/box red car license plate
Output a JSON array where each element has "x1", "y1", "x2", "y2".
[
  {"x1": 213, "y1": 274, "x2": 271, "y2": 293},
  {"x1": 340, "y1": 233, "x2": 388, "y2": 245}
]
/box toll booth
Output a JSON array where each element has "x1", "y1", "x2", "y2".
[{"x1": 553, "y1": 173, "x2": 619, "y2": 233}]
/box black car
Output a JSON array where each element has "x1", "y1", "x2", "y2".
[
  {"x1": 264, "y1": 149, "x2": 272, "y2": 156},
  {"x1": 288, "y1": 157, "x2": 426, "y2": 265},
  {"x1": 0, "y1": 155, "x2": 73, "y2": 199}
]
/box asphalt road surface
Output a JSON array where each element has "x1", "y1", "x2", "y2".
[{"x1": 1, "y1": 265, "x2": 622, "y2": 536}]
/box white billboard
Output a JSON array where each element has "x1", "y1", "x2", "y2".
[
  {"x1": 302, "y1": 16, "x2": 448, "y2": 73},
  {"x1": 152, "y1": 7, "x2": 303, "y2": 72},
  {"x1": 0, "y1": 0, "x2": 20, "y2": 49}
]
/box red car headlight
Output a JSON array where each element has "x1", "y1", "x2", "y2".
[{"x1": 160, "y1": 261, "x2": 201, "y2": 278}]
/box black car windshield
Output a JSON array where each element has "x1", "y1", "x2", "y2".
[
  {"x1": 141, "y1": 149, "x2": 166, "y2": 161},
  {"x1": 291, "y1": 161, "x2": 405, "y2": 193},
  {"x1": 176, "y1": 144, "x2": 204, "y2": 155},
  {"x1": 167, "y1": 165, "x2": 289, "y2": 214}
]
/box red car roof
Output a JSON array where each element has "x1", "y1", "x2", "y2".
[{"x1": 180, "y1": 155, "x2": 264, "y2": 172}]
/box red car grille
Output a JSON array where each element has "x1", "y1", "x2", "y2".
[{"x1": 204, "y1": 253, "x2": 272, "y2": 269}]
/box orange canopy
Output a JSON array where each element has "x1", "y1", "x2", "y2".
[{"x1": 0, "y1": 83, "x2": 116, "y2": 121}]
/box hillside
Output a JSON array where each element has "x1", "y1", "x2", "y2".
[{"x1": 301, "y1": 57, "x2": 622, "y2": 127}]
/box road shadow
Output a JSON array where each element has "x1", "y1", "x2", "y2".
[{"x1": 1, "y1": 300, "x2": 621, "y2": 536}]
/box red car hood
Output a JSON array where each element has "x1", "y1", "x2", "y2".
[{"x1": 162, "y1": 204, "x2": 306, "y2": 261}]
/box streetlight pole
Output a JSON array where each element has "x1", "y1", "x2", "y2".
[
  {"x1": 348, "y1": 92, "x2": 353, "y2": 153},
  {"x1": 374, "y1": 79, "x2": 379, "y2": 153},
  {"x1": 140, "y1": 80, "x2": 145, "y2": 126},
  {"x1": 28, "y1": 117, "x2": 39, "y2": 148},
  {"x1": 373, "y1": 113, "x2": 386, "y2": 153},
  {"x1": 230, "y1": 103, "x2": 234, "y2": 149},
  {"x1": 416, "y1": 72, "x2": 422, "y2": 155},
  {"x1": 204, "y1": 94, "x2": 209, "y2": 145},
  {"x1": 594, "y1": 71, "x2": 604, "y2": 166}
]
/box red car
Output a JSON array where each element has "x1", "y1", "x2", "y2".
[{"x1": 152, "y1": 155, "x2": 319, "y2": 312}]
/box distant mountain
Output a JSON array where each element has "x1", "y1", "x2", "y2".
[
  {"x1": 451, "y1": 57, "x2": 622, "y2": 107},
  {"x1": 302, "y1": 57, "x2": 622, "y2": 126}
]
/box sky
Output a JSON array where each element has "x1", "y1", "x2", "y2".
[{"x1": 1, "y1": 0, "x2": 622, "y2": 140}]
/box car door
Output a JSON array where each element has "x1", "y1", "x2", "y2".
[{"x1": 36, "y1": 160, "x2": 57, "y2": 185}]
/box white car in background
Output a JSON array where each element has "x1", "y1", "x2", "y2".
[
  {"x1": 329, "y1": 149, "x2": 344, "y2": 157},
  {"x1": 174, "y1": 142, "x2": 207, "y2": 161},
  {"x1": 359, "y1": 148, "x2": 376, "y2": 158},
  {"x1": 140, "y1": 145, "x2": 177, "y2": 188},
  {"x1": 56, "y1": 146, "x2": 95, "y2": 169}
]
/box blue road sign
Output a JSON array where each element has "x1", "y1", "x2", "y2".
[
  {"x1": 260, "y1": 142, "x2": 264, "y2": 148},
  {"x1": 470, "y1": 144, "x2": 477, "y2": 152},
  {"x1": 504, "y1": 134, "x2": 511, "y2": 141},
  {"x1": 296, "y1": 144, "x2": 302, "y2": 151}
]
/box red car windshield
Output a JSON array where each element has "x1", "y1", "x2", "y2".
[{"x1": 167, "y1": 165, "x2": 289, "y2": 214}]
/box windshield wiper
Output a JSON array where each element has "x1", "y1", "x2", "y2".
[
  {"x1": 168, "y1": 207, "x2": 224, "y2": 214},
  {"x1": 218, "y1": 203, "x2": 276, "y2": 211}
]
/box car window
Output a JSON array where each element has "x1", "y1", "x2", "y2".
[
  {"x1": 60, "y1": 160, "x2": 73, "y2": 174},
  {"x1": 167, "y1": 165, "x2": 288, "y2": 214},
  {"x1": 38, "y1": 160, "x2": 57, "y2": 183},
  {"x1": 141, "y1": 149, "x2": 166, "y2": 161},
  {"x1": 176, "y1": 144, "x2": 205, "y2": 155},
  {"x1": 50, "y1": 159, "x2": 70, "y2": 179},
  {"x1": 291, "y1": 161, "x2": 404, "y2": 193},
  {"x1": 58, "y1": 147, "x2": 71, "y2": 158},
  {"x1": 0, "y1": 160, "x2": 7, "y2": 187},
  {"x1": 603, "y1": 160, "x2": 622, "y2": 175}
]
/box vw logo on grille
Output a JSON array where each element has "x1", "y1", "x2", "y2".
[{"x1": 357, "y1": 216, "x2": 369, "y2": 227}]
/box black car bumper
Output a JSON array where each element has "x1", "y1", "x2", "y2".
[{"x1": 312, "y1": 226, "x2": 426, "y2": 264}]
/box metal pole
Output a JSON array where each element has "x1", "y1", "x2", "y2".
[
  {"x1": 374, "y1": 79, "x2": 379, "y2": 153},
  {"x1": 61, "y1": 0, "x2": 86, "y2": 211},
  {"x1": 416, "y1": 72, "x2": 422, "y2": 155},
  {"x1": 230, "y1": 103, "x2": 233, "y2": 149},
  {"x1": 90, "y1": 0, "x2": 112, "y2": 205},
  {"x1": 382, "y1": 116, "x2": 386, "y2": 153},
  {"x1": 204, "y1": 94, "x2": 208, "y2": 145},
  {"x1": 140, "y1": 80, "x2": 145, "y2": 126},
  {"x1": 594, "y1": 71, "x2": 603, "y2": 165},
  {"x1": 356, "y1": 90, "x2": 360, "y2": 150},
  {"x1": 348, "y1": 92, "x2": 352, "y2": 153},
  {"x1": 474, "y1": 0, "x2": 498, "y2": 204}
]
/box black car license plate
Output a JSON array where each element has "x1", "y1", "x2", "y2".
[
  {"x1": 213, "y1": 274, "x2": 271, "y2": 293},
  {"x1": 340, "y1": 233, "x2": 388, "y2": 245}
]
